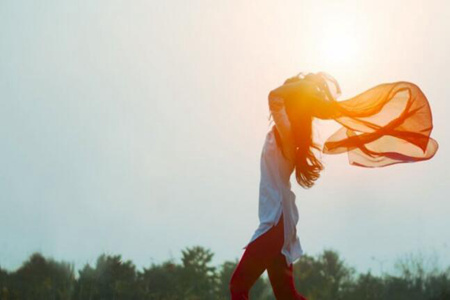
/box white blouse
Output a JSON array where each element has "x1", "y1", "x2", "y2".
[{"x1": 242, "y1": 95, "x2": 303, "y2": 267}]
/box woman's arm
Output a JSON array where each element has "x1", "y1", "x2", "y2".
[
  {"x1": 268, "y1": 94, "x2": 296, "y2": 162},
  {"x1": 269, "y1": 78, "x2": 324, "y2": 101},
  {"x1": 269, "y1": 80, "x2": 306, "y2": 101},
  {"x1": 270, "y1": 79, "x2": 340, "y2": 120}
]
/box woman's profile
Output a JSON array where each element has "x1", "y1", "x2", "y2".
[{"x1": 228, "y1": 72, "x2": 438, "y2": 299}]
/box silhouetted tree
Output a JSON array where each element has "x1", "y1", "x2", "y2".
[
  {"x1": 0, "y1": 267, "x2": 9, "y2": 300},
  {"x1": 138, "y1": 245, "x2": 220, "y2": 300},
  {"x1": 340, "y1": 271, "x2": 385, "y2": 300},
  {"x1": 73, "y1": 254, "x2": 137, "y2": 300},
  {"x1": 178, "y1": 246, "x2": 219, "y2": 299},
  {"x1": 426, "y1": 271, "x2": 450, "y2": 300},
  {"x1": 217, "y1": 260, "x2": 237, "y2": 298},
  {"x1": 137, "y1": 260, "x2": 183, "y2": 300},
  {"x1": 8, "y1": 252, "x2": 75, "y2": 300},
  {"x1": 0, "y1": 247, "x2": 449, "y2": 299},
  {"x1": 294, "y1": 249, "x2": 354, "y2": 300}
]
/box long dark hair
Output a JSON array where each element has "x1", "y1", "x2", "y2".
[{"x1": 281, "y1": 72, "x2": 336, "y2": 189}]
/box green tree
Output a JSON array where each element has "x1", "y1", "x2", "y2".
[
  {"x1": 0, "y1": 246, "x2": 449, "y2": 299},
  {"x1": 178, "y1": 246, "x2": 219, "y2": 300},
  {"x1": 74, "y1": 254, "x2": 138, "y2": 300},
  {"x1": 9, "y1": 252, "x2": 75, "y2": 300},
  {"x1": 0, "y1": 267, "x2": 9, "y2": 300},
  {"x1": 138, "y1": 245, "x2": 221, "y2": 300},
  {"x1": 137, "y1": 260, "x2": 183, "y2": 300},
  {"x1": 294, "y1": 249, "x2": 354, "y2": 300},
  {"x1": 340, "y1": 271, "x2": 385, "y2": 300}
]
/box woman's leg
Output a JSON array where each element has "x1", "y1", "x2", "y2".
[
  {"x1": 229, "y1": 214, "x2": 285, "y2": 299},
  {"x1": 228, "y1": 242, "x2": 268, "y2": 299},
  {"x1": 266, "y1": 253, "x2": 307, "y2": 300}
]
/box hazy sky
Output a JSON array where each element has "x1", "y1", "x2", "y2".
[{"x1": 1, "y1": 0, "x2": 449, "y2": 276}]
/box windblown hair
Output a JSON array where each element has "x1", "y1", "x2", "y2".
[
  {"x1": 281, "y1": 72, "x2": 336, "y2": 189},
  {"x1": 273, "y1": 72, "x2": 439, "y2": 186}
]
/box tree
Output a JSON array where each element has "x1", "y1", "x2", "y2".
[
  {"x1": 138, "y1": 260, "x2": 183, "y2": 300},
  {"x1": 0, "y1": 267, "x2": 9, "y2": 300},
  {"x1": 340, "y1": 271, "x2": 385, "y2": 300},
  {"x1": 1, "y1": 247, "x2": 449, "y2": 299},
  {"x1": 294, "y1": 249, "x2": 354, "y2": 300},
  {"x1": 9, "y1": 252, "x2": 75, "y2": 300},
  {"x1": 74, "y1": 254, "x2": 138, "y2": 300},
  {"x1": 217, "y1": 260, "x2": 237, "y2": 299},
  {"x1": 179, "y1": 246, "x2": 219, "y2": 300}
]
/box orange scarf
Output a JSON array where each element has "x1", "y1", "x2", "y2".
[{"x1": 314, "y1": 74, "x2": 438, "y2": 167}]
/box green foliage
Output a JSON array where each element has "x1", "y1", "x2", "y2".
[
  {"x1": 294, "y1": 249, "x2": 355, "y2": 300},
  {"x1": 138, "y1": 260, "x2": 182, "y2": 300},
  {"x1": 216, "y1": 260, "x2": 237, "y2": 298},
  {"x1": 5, "y1": 252, "x2": 75, "y2": 300},
  {"x1": 138, "y1": 246, "x2": 219, "y2": 300},
  {"x1": 1, "y1": 247, "x2": 449, "y2": 299},
  {"x1": 0, "y1": 266, "x2": 10, "y2": 300},
  {"x1": 73, "y1": 254, "x2": 138, "y2": 300},
  {"x1": 179, "y1": 246, "x2": 218, "y2": 299}
]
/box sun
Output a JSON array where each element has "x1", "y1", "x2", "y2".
[{"x1": 318, "y1": 24, "x2": 361, "y2": 68}]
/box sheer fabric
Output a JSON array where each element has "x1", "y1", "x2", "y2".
[{"x1": 312, "y1": 73, "x2": 439, "y2": 167}]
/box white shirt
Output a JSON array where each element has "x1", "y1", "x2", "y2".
[{"x1": 242, "y1": 96, "x2": 303, "y2": 267}]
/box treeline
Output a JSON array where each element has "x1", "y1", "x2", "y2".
[{"x1": 0, "y1": 246, "x2": 449, "y2": 300}]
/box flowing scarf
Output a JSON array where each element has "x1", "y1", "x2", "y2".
[{"x1": 310, "y1": 72, "x2": 439, "y2": 167}]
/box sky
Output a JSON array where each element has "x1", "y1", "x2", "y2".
[{"x1": 1, "y1": 0, "x2": 449, "y2": 277}]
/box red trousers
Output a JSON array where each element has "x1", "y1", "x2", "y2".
[{"x1": 229, "y1": 213, "x2": 307, "y2": 300}]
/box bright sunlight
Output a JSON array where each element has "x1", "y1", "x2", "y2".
[{"x1": 318, "y1": 23, "x2": 361, "y2": 68}]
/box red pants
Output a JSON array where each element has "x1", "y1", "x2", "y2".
[{"x1": 229, "y1": 213, "x2": 307, "y2": 300}]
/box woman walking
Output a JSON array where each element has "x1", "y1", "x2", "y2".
[{"x1": 229, "y1": 72, "x2": 438, "y2": 299}]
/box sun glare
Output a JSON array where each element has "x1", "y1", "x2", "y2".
[{"x1": 318, "y1": 24, "x2": 361, "y2": 68}]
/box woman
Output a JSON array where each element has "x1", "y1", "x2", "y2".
[{"x1": 229, "y1": 72, "x2": 438, "y2": 299}]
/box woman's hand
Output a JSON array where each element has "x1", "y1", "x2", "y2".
[
  {"x1": 268, "y1": 95, "x2": 284, "y2": 112},
  {"x1": 283, "y1": 75, "x2": 301, "y2": 85},
  {"x1": 270, "y1": 79, "x2": 323, "y2": 105},
  {"x1": 270, "y1": 76, "x2": 338, "y2": 119}
]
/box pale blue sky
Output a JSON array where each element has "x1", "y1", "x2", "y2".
[{"x1": 1, "y1": 0, "x2": 449, "y2": 276}]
